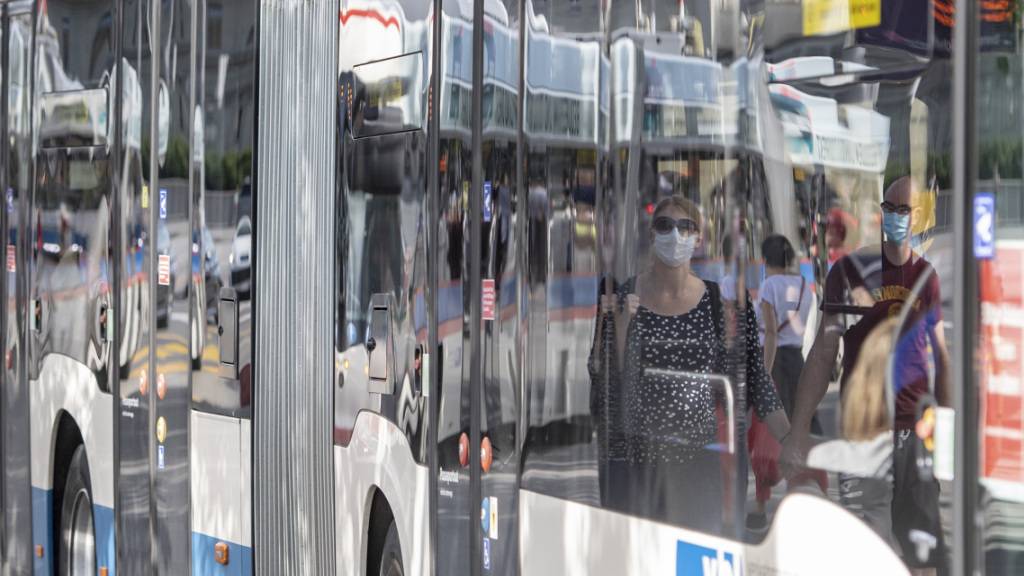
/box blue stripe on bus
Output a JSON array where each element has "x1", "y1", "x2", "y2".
[
  {"x1": 32, "y1": 488, "x2": 53, "y2": 576},
  {"x1": 32, "y1": 487, "x2": 117, "y2": 576},
  {"x1": 192, "y1": 531, "x2": 253, "y2": 575},
  {"x1": 95, "y1": 503, "x2": 116, "y2": 575},
  {"x1": 414, "y1": 261, "x2": 816, "y2": 331}
]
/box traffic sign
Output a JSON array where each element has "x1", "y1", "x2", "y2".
[
  {"x1": 158, "y1": 254, "x2": 171, "y2": 286},
  {"x1": 975, "y1": 192, "x2": 996, "y2": 259}
]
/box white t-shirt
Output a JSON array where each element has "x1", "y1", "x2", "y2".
[
  {"x1": 718, "y1": 274, "x2": 736, "y2": 301},
  {"x1": 757, "y1": 273, "x2": 812, "y2": 348}
]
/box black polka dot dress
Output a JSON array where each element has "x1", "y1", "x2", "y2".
[{"x1": 620, "y1": 279, "x2": 782, "y2": 465}]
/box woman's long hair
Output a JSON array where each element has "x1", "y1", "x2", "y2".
[{"x1": 841, "y1": 317, "x2": 899, "y2": 441}]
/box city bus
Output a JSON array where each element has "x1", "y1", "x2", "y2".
[{"x1": 2, "y1": 0, "x2": 1024, "y2": 575}]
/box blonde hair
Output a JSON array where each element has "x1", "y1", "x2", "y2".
[
  {"x1": 841, "y1": 317, "x2": 898, "y2": 441},
  {"x1": 653, "y1": 195, "x2": 702, "y2": 229}
]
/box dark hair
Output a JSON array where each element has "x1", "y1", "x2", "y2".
[{"x1": 762, "y1": 234, "x2": 795, "y2": 269}]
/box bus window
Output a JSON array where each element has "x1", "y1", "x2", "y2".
[
  {"x1": 764, "y1": 6, "x2": 958, "y2": 572},
  {"x1": 517, "y1": 1, "x2": 960, "y2": 572},
  {"x1": 519, "y1": 1, "x2": 776, "y2": 540}
]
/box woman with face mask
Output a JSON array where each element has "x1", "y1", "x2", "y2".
[{"x1": 595, "y1": 195, "x2": 789, "y2": 533}]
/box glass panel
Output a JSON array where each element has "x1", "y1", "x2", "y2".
[
  {"x1": 975, "y1": 1, "x2": 1024, "y2": 572},
  {"x1": 1, "y1": 10, "x2": 35, "y2": 574},
  {"x1": 153, "y1": 0, "x2": 194, "y2": 570},
  {"x1": 190, "y1": 0, "x2": 257, "y2": 418},
  {"x1": 512, "y1": 1, "x2": 960, "y2": 568},
  {"x1": 116, "y1": 0, "x2": 154, "y2": 570},
  {"x1": 433, "y1": 0, "x2": 473, "y2": 570},
  {"x1": 766, "y1": 2, "x2": 957, "y2": 572},
  {"x1": 479, "y1": 0, "x2": 520, "y2": 571},
  {"x1": 352, "y1": 51, "x2": 425, "y2": 137},
  {"x1": 520, "y1": 0, "x2": 761, "y2": 540},
  {"x1": 335, "y1": 0, "x2": 430, "y2": 447}
]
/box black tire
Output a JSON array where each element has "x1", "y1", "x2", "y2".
[
  {"x1": 58, "y1": 445, "x2": 95, "y2": 576},
  {"x1": 379, "y1": 521, "x2": 403, "y2": 576}
]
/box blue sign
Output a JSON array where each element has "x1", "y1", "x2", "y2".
[
  {"x1": 5, "y1": 188, "x2": 13, "y2": 214},
  {"x1": 480, "y1": 497, "x2": 490, "y2": 535},
  {"x1": 483, "y1": 181, "x2": 492, "y2": 223},
  {"x1": 974, "y1": 192, "x2": 995, "y2": 260},
  {"x1": 158, "y1": 445, "x2": 166, "y2": 470},
  {"x1": 159, "y1": 189, "x2": 168, "y2": 220},
  {"x1": 677, "y1": 540, "x2": 739, "y2": 576},
  {"x1": 482, "y1": 537, "x2": 491, "y2": 571}
]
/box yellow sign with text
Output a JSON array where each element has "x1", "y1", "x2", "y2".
[{"x1": 803, "y1": 0, "x2": 881, "y2": 36}]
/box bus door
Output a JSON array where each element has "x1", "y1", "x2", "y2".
[
  {"x1": 0, "y1": 2, "x2": 34, "y2": 572},
  {"x1": 335, "y1": 2, "x2": 433, "y2": 574},
  {"x1": 188, "y1": 0, "x2": 257, "y2": 572}
]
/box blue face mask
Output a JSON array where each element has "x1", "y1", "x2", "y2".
[{"x1": 882, "y1": 211, "x2": 910, "y2": 243}]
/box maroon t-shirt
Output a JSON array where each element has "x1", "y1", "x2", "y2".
[{"x1": 822, "y1": 247, "x2": 941, "y2": 429}]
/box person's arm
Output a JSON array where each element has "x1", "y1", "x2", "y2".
[
  {"x1": 923, "y1": 274, "x2": 953, "y2": 408},
  {"x1": 780, "y1": 314, "x2": 842, "y2": 474},
  {"x1": 761, "y1": 300, "x2": 778, "y2": 374},
  {"x1": 763, "y1": 408, "x2": 790, "y2": 443},
  {"x1": 589, "y1": 292, "x2": 614, "y2": 376},
  {"x1": 930, "y1": 312, "x2": 952, "y2": 408},
  {"x1": 743, "y1": 299, "x2": 787, "y2": 439},
  {"x1": 615, "y1": 293, "x2": 639, "y2": 368}
]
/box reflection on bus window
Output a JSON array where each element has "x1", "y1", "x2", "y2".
[
  {"x1": 589, "y1": 195, "x2": 788, "y2": 533},
  {"x1": 787, "y1": 177, "x2": 951, "y2": 569}
]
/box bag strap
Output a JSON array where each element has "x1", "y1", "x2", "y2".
[
  {"x1": 776, "y1": 276, "x2": 806, "y2": 334},
  {"x1": 706, "y1": 280, "x2": 724, "y2": 344}
]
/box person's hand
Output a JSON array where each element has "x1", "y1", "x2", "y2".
[
  {"x1": 780, "y1": 429, "x2": 811, "y2": 480},
  {"x1": 600, "y1": 293, "x2": 617, "y2": 316},
  {"x1": 851, "y1": 286, "x2": 874, "y2": 308}
]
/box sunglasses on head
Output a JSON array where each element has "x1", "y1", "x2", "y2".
[
  {"x1": 652, "y1": 216, "x2": 699, "y2": 235},
  {"x1": 880, "y1": 201, "x2": 912, "y2": 216}
]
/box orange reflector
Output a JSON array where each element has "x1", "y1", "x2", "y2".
[
  {"x1": 156, "y1": 373, "x2": 167, "y2": 400},
  {"x1": 139, "y1": 371, "x2": 149, "y2": 396},
  {"x1": 458, "y1": 432, "x2": 469, "y2": 468},
  {"x1": 156, "y1": 417, "x2": 168, "y2": 444},
  {"x1": 481, "y1": 436, "x2": 493, "y2": 473},
  {"x1": 100, "y1": 568, "x2": 109, "y2": 576},
  {"x1": 215, "y1": 542, "x2": 230, "y2": 565},
  {"x1": 35, "y1": 544, "x2": 44, "y2": 558}
]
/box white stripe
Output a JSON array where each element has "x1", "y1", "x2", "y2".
[
  {"x1": 31, "y1": 355, "x2": 115, "y2": 509},
  {"x1": 984, "y1": 426, "x2": 1024, "y2": 440},
  {"x1": 191, "y1": 411, "x2": 248, "y2": 545}
]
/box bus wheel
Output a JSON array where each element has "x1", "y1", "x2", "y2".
[
  {"x1": 380, "y1": 521, "x2": 403, "y2": 576},
  {"x1": 59, "y1": 446, "x2": 95, "y2": 576}
]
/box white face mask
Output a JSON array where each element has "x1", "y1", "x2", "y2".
[{"x1": 653, "y1": 229, "x2": 697, "y2": 268}]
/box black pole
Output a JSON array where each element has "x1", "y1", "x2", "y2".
[
  {"x1": 952, "y1": 0, "x2": 978, "y2": 574},
  {"x1": 469, "y1": 0, "x2": 484, "y2": 573}
]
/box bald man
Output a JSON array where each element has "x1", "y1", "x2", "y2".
[{"x1": 782, "y1": 176, "x2": 950, "y2": 575}]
